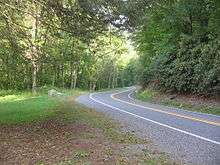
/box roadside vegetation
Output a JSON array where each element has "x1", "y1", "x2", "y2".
[
  {"x1": 0, "y1": 1, "x2": 137, "y2": 93},
  {"x1": 0, "y1": 0, "x2": 219, "y2": 164},
  {"x1": 136, "y1": 88, "x2": 220, "y2": 116},
  {"x1": 0, "y1": 89, "x2": 177, "y2": 165},
  {"x1": 1, "y1": 1, "x2": 218, "y2": 112},
  {"x1": 131, "y1": 0, "x2": 220, "y2": 97},
  {"x1": 0, "y1": 93, "x2": 58, "y2": 124},
  {"x1": 0, "y1": 88, "x2": 84, "y2": 124}
]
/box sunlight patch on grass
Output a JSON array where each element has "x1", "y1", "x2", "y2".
[
  {"x1": 0, "y1": 95, "x2": 59, "y2": 124},
  {"x1": 0, "y1": 94, "x2": 39, "y2": 103},
  {"x1": 0, "y1": 89, "x2": 86, "y2": 124}
]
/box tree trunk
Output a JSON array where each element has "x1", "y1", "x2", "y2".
[
  {"x1": 115, "y1": 72, "x2": 118, "y2": 87},
  {"x1": 61, "y1": 64, "x2": 65, "y2": 88},
  {"x1": 52, "y1": 65, "x2": 56, "y2": 86},
  {"x1": 70, "y1": 62, "x2": 73, "y2": 89},
  {"x1": 71, "y1": 68, "x2": 77, "y2": 89},
  {"x1": 32, "y1": 61, "x2": 37, "y2": 94},
  {"x1": 70, "y1": 62, "x2": 77, "y2": 89},
  {"x1": 89, "y1": 81, "x2": 92, "y2": 91},
  {"x1": 27, "y1": 64, "x2": 32, "y2": 90},
  {"x1": 112, "y1": 65, "x2": 116, "y2": 88},
  {"x1": 73, "y1": 68, "x2": 77, "y2": 89},
  {"x1": 108, "y1": 72, "x2": 112, "y2": 88},
  {"x1": 57, "y1": 65, "x2": 60, "y2": 82},
  {"x1": 92, "y1": 82, "x2": 96, "y2": 91},
  {"x1": 30, "y1": 2, "x2": 39, "y2": 94},
  {"x1": 112, "y1": 75, "x2": 115, "y2": 88}
]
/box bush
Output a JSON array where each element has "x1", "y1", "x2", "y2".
[{"x1": 142, "y1": 37, "x2": 220, "y2": 95}]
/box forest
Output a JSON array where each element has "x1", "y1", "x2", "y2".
[
  {"x1": 0, "y1": 0, "x2": 219, "y2": 95},
  {"x1": 134, "y1": 0, "x2": 220, "y2": 96},
  {"x1": 0, "y1": 0, "x2": 136, "y2": 93},
  {"x1": 1, "y1": 1, "x2": 220, "y2": 164}
]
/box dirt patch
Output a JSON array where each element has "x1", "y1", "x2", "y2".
[
  {"x1": 0, "y1": 120, "x2": 100, "y2": 165},
  {"x1": 0, "y1": 118, "x2": 177, "y2": 165},
  {"x1": 157, "y1": 93, "x2": 220, "y2": 107},
  {"x1": 0, "y1": 95, "x2": 177, "y2": 165}
]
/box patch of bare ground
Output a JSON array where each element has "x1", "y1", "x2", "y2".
[
  {"x1": 0, "y1": 97, "x2": 178, "y2": 165},
  {"x1": 138, "y1": 87, "x2": 220, "y2": 115},
  {"x1": 156, "y1": 92, "x2": 220, "y2": 107}
]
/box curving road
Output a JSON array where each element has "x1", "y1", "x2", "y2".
[{"x1": 76, "y1": 87, "x2": 220, "y2": 165}]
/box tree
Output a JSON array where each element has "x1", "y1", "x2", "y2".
[{"x1": 132, "y1": 0, "x2": 220, "y2": 95}]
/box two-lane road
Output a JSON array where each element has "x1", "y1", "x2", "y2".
[{"x1": 76, "y1": 87, "x2": 220, "y2": 165}]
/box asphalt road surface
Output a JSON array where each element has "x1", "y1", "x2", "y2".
[{"x1": 76, "y1": 87, "x2": 220, "y2": 165}]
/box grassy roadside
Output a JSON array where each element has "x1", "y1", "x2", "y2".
[
  {"x1": 0, "y1": 88, "x2": 177, "y2": 165},
  {"x1": 0, "y1": 88, "x2": 86, "y2": 124},
  {"x1": 136, "y1": 88, "x2": 220, "y2": 116}
]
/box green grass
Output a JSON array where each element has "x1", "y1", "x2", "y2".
[
  {"x1": 0, "y1": 87, "x2": 145, "y2": 143},
  {"x1": 137, "y1": 89, "x2": 158, "y2": 102},
  {"x1": 0, "y1": 88, "x2": 85, "y2": 124},
  {"x1": 136, "y1": 88, "x2": 220, "y2": 116},
  {"x1": 0, "y1": 88, "x2": 174, "y2": 165},
  {"x1": 74, "y1": 150, "x2": 90, "y2": 159},
  {"x1": 0, "y1": 93, "x2": 58, "y2": 124}
]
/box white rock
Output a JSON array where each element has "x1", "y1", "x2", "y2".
[{"x1": 48, "y1": 89, "x2": 63, "y2": 97}]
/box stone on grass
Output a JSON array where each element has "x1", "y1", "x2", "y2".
[{"x1": 48, "y1": 89, "x2": 63, "y2": 97}]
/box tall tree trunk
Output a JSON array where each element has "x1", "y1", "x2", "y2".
[
  {"x1": 57, "y1": 65, "x2": 61, "y2": 83},
  {"x1": 112, "y1": 75, "x2": 115, "y2": 88},
  {"x1": 89, "y1": 81, "x2": 92, "y2": 91},
  {"x1": 115, "y1": 71, "x2": 118, "y2": 87},
  {"x1": 73, "y1": 68, "x2": 77, "y2": 89},
  {"x1": 61, "y1": 64, "x2": 65, "y2": 88},
  {"x1": 32, "y1": 61, "x2": 37, "y2": 94},
  {"x1": 92, "y1": 82, "x2": 96, "y2": 91},
  {"x1": 70, "y1": 62, "x2": 76, "y2": 89},
  {"x1": 112, "y1": 65, "x2": 116, "y2": 88},
  {"x1": 70, "y1": 62, "x2": 77, "y2": 89},
  {"x1": 70, "y1": 62, "x2": 74, "y2": 89},
  {"x1": 108, "y1": 72, "x2": 112, "y2": 88},
  {"x1": 120, "y1": 72, "x2": 125, "y2": 87},
  {"x1": 52, "y1": 67, "x2": 56, "y2": 87},
  {"x1": 27, "y1": 64, "x2": 32, "y2": 90},
  {"x1": 30, "y1": 2, "x2": 39, "y2": 94}
]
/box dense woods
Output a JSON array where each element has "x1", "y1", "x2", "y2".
[
  {"x1": 132, "y1": 0, "x2": 220, "y2": 95},
  {"x1": 0, "y1": 0, "x2": 135, "y2": 92},
  {"x1": 0, "y1": 0, "x2": 219, "y2": 96}
]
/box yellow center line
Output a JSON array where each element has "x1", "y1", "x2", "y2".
[{"x1": 111, "y1": 93, "x2": 220, "y2": 127}]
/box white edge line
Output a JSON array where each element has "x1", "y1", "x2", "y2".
[{"x1": 89, "y1": 92, "x2": 220, "y2": 145}]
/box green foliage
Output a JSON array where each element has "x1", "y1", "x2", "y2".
[
  {"x1": 120, "y1": 59, "x2": 139, "y2": 86},
  {"x1": 137, "y1": 89, "x2": 158, "y2": 102},
  {"x1": 74, "y1": 150, "x2": 90, "y2": 159},
  {"x1": 0, "y1": 0, "x2": 136, "y2": 91},
  {"x1": 134, "y1": 0, "x2": 220, "y2": 95}
]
